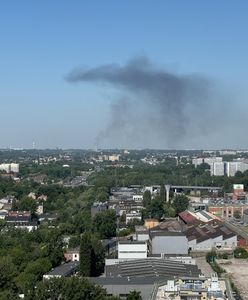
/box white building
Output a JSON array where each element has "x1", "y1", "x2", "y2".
[
  {"x1": 192, "y1": 158, "x2": 204, "y2": 167},
  {"x1": 204, "y1": 157, "x2": 223, "y2": 165},
  {"x1": 157, "y1": 274, "x2": 225, "y2": 300},
  {"x1": 132, "y1": 195, "x2": 143, "y2": 201},
  {"x1": 226, "y1": 161, "x2": 248, "y2": 177},
  {"x1": 10, "y1": 163, "x2": 19, "y2": 173},
  {"x1": 0, "y1": 163, "x2": 19, "y2": 173},
  {"x1": 150, "y1": 231, "x2": 188, "y2": 255},
  {"x1": 187, "y1": 233, "x2": 237, "y2": 252},
  {"x1": 118, "y1": 241, "x2": 147, "y2": 259},
  {"x1": 210, "y1": 162, "x2": 225, "y2": 176}
]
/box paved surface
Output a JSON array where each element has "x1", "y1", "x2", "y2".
[
  {"x1": 224, "y1": 221, "x2": 248, "y2": 241},
  {"x1": 195, "y1": 256, "x2": 213, "y2": 277},
  {"x1": 217, "y1": 258, "x2": 248, "y2": 300},
  {"x1": 224, "y1": 276, "x2": 235, "y2": 300}
]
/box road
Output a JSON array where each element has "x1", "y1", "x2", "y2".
[
  {"x1": 224, "y1": 275, "x2": 235, "y2": 300},
  {"x1": 224, "y1": 220, "x2": 248, "y2": 241}
]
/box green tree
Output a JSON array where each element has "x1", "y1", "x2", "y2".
[
  {"x1": 173, "y1": 195, "x2": 189, "y2": 214},
  {"x1": 93, "y1": 210, "x2": 117, "y2": 239},
  {"x1": 24, "y1": 258, "x2": 52, "y2": 281},
  {"x1": 127, "y1": 290, "x2": 142, "y2": 300},
  {"x1": 90, "y1": 236, "x2": 105, "y2": 276},
  {"x1": 12, "y1": 197, "x2": 37, "y2": 216},
  {"x1": 34, "y1": 277, "x2": 108, "y2": 300},
  {"x1": 127, "y1": 218, "x2": 143, "y2": 232},
  {"x1": 0, "y1": 256, "x2": 17, "y2": 291},
  {"x1": 160, "y1": 184, "x2": 165, "y2": 202},
  {"x1": 147, "y1": 196, "x2": 164, "y2": 220},
  {"x1": 163, "y1": 203, "x2": 176, "y2": 217},
  {"x1": 15, "y1": 272, "x2": 36, "y2": 296},
  {"x1": 142, "y1": 190, "x2": 151, "y2": 208},
  {"x1": 80, "y1": 233, "x2": 92, "y2": 276},
  {"x1": 234, "y1": 247, "x2": 248, "y2": 258}
]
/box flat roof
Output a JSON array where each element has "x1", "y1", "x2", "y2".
[
  {"x1": 118, "y1": 240, "x2": 146, "y2": 244},
  {"x1": 105, "y1": 258, "x2": 201, "y2": 278},
  {"x1": 150, "y1": 231, "x2": 185, "y2": 237},
  {"x1": 45, "y1": 261, "x2": 79, "y2": 276}
]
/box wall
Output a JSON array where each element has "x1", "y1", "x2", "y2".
[
  {"x1": 118, "y1": 243, "x2": 147, "y2": 259},
  {"x1": 189, "y1": 235, "x2": 237, "y2": 251},
  {"x1": 101, "y1": 283, "x2": 153, "y2": 300},
  {"x1": 151, "y1": 235, "x2": 188, "y2": 255}
]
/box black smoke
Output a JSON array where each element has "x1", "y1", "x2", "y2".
[{"x1": 66, "y1": 57, "x2": 221, "y2": 148}]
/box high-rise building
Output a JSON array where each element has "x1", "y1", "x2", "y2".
[
  {"x1": 192, "y1": 158, "x2": 204, "y2": 167},
  {"x1": 225, "y1": 161, "x2": 248, "y2": 177},
  {"x1": 204, "y1": 157, "x2": 223, "y2": 165},
  {"x1": 0, "y1": 163, "x2": 19, "y2": 173},
  {"x1": 211, "y1": 162, "x2": 225, "y2": 176}
]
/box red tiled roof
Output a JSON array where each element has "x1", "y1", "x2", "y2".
[{"x1": 179, "y1": 211, "x2": 196, "y2": 224}]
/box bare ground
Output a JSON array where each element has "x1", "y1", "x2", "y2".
[{"x1": 217, "y1": 258, "x2": 248, "y2": 300}]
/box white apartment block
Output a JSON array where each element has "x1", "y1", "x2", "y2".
[
  {"x1": 210, "y1": 162, "x2": 225, "y2": 176},
  {"x1": 226, "y1": 161, "x2": 248, "y2": 177},
  {"x1": 204, "y1": 157, "x2": 223, "y2": 165},
  {"x1": 192, "y1": 158, "x2": 204, "y2": 167},
  {"x1": 0, "y1": 163, "x2": 19, "y2": 173}
]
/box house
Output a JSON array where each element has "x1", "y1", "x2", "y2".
[
  {"x1": 0, "y1": 210, "x2": 8, "y2": 220},
  {"x1": 5, "y1": 211, "x2": 38, "y2": 231},
  {"x1": 64, "y1": 247, "x2": 80, "y2": 262},
  {"x1": 43, "y1": 261, "x2": 79, "y2": 279},
  {"x1": 36, "y1": 204, "x2": 44, "y2": 215},
  {"x1": 28, "y1": 192, "x2": 36, "y2": 200},
  {"x1": 37, "y1": 194, "x2": 48, "y2": 202},
  {"x1": 38, "y1": 213, "x2": 58, "y2": 224}
]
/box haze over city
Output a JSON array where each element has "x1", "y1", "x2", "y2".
[{"x1": 1, "y1": 1, "x2": 248, "y2": 149}]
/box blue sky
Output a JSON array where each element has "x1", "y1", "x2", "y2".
[{"x1": 1, "y1": 1, "x2": 248, "y2": 149}]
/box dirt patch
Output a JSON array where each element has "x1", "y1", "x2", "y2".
[{"x1": 217, "y1": 258, "x2": 248, "y2": 300}]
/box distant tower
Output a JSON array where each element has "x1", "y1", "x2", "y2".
[
  {"x1": 165, "y1": 185, "x2": 171, "y2": 202},
  {"x1": 32, "y1": 141, "x2": 36, "y2": 150}
]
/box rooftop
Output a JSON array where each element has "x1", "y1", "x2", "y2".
[
  {"x1": 105, "y1": 258, "x2": 201, "y2": 278},
  {"x1": 44, "y1": 261, "x2": 79, "y2": 277},
  {"x1": 118, "y1": 240, "x2": 147, "y2": 245}
]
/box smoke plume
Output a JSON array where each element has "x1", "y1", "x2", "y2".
[{"x1": 66, "y1": 57, "x2": 221, "y2": 148}]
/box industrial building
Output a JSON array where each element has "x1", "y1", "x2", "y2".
[{"x1": 118, "y1": 241, "x2": 148, "y2": 259}]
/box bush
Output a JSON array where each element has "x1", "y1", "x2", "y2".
[{"x1": 234, "y1": 247, "x2": 248, "y2": 259}]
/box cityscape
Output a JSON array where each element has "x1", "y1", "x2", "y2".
[{"x1": 1, "y1": 1, "x2": 248, "y2": 300}]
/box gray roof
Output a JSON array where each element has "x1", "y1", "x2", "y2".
[
  {"x1": 45, "y1": 261, "x2": 79, "y2": 277},
  {"x1": 90, "y1": 276, "x2": 168, "y2": 285},
  {"x1": 105, "y1": 258, "x2": 201, "y2": 278},
  {"x1": 118, "y1": 240, "x2": 146, "y2": 244},
  {"x1": 150, "y1": 231, "x2": 186, "y2": 237}
]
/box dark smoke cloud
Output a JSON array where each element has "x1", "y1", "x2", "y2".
[{"x1": 66, "y1": 57, "x2": 221, "y2": 148}]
